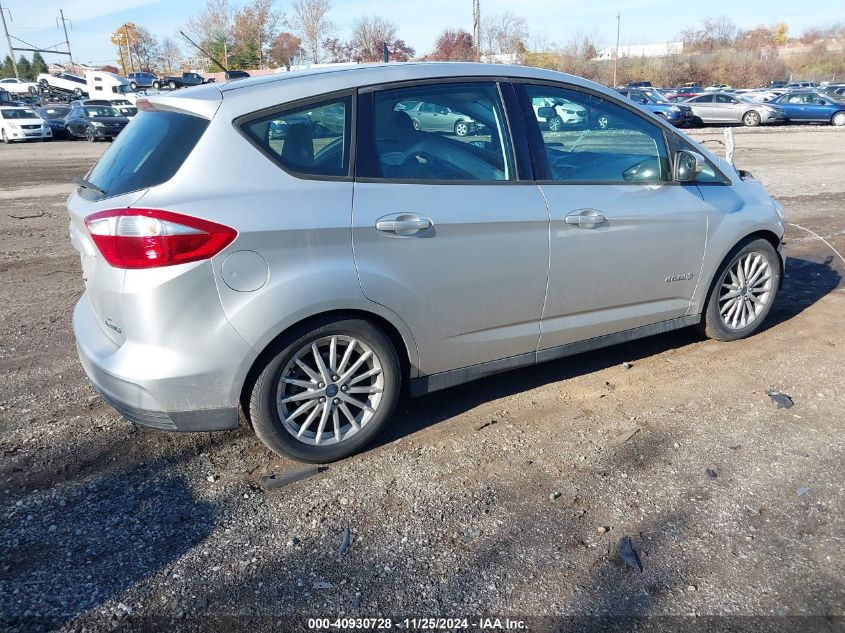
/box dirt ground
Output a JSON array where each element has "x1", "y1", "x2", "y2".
[{"x1": 0, "y1": 127, "x2": 843, "y2": 633}]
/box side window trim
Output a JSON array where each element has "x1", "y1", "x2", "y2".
[
  {"x1": 233, "y1": 88, "x2": 356, "y2": 182},
  {"x1": 512, "y1": 78, "x2": 674, "y2": 185},
  {"x1": 354, "y1": 79, "x2": 525, "y2": 185}
]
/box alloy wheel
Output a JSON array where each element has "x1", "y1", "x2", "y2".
[
  {"x1": 718, "y1": 251, "x2": 773, "y2": 330},
  {"x1": 276, "y1": 335, "x2": 385, "y2": 446},
  {"x1": 597, "y1": 115, "x2": 610, "y2": 129},
  {"x1": 455, "y1": 121, "x2": 468, "y2": 136}
]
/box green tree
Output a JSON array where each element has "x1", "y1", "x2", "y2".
[
  {"x1": 1, "y1": 56, "x2": 14, "y2": 78},
  {"x1": 17, "y1": 56, "x2": 33, "y2": 81},
  {"x1": 32, "y1": 52, "x2": 47, "y2": 76}
]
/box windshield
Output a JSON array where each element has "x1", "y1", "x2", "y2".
[
  {"x1": 1, "y1": 109, "x2": 38, "y2": 119},
  {"x1": 85, "y1": 106, "x2": 120, "y2": 117},
  {"x1": 39, "y1": 107, "x2": 69, "y2": 118},
  {"x1": 116, "y1": 84, "x2": 135, "y2": 95},
  {"x1": 642, "y1": 90, "x2": 670, "y2": 104}
]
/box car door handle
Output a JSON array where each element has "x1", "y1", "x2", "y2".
[
  {"x1": 565, "y1": 209, "x2": 606, "y2": 228},
  {"x1": 375, "y1": 214, "x2": 432, "y2": 236}
]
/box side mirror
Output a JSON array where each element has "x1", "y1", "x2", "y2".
[
  {"x1": 537, "y1": 106, "x2": 556, "y2": 119},
  {"x1": 674, "y1": 150, "x2": 705, "y2": 182},
  {"x1": 818, "y1": 100, "x2": 826, "y2": 105}
]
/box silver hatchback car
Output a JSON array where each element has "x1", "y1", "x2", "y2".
[{"x1": 70, "y1": 63, "x2": 785, "y2": 462}]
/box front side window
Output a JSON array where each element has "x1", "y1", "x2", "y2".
[
  {"x1": 525, "y1": 84, "x2": 670, "y2": 183},
  {"x1": 241, "y1": 95, "x2": 351, "y2": 178},
  {"x1": 366, "y1": 82, "x2": 514, "y2": 182}
]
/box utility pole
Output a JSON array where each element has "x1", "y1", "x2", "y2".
[
  {"x1": 473, "y1": 0, "x2": 481, "y2": 62},
  {"x1": 0, "y1": 4, "x2": 18, "y2": 79},
  {"x1": 123, "y1": 24, "x2": 135, "y2": 72},
  {"x1": 58, "y1": 9, "x2": 73, "y2": 67},
  {"x1": 612, "y1": 10, "x2": 621, "y2": 87}
]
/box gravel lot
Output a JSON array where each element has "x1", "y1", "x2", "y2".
[{"x1": 1, "y1": 127, "x2": 843, "y2": 632}]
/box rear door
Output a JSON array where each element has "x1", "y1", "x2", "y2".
[
  {"x1": 688, "y1": 94, "x2": 716, "y2": 122},
  {"x1": 515, "y1": 82, "x2": 707, "y2": 351},
  {"x1": 352, "y1": 81, "x2": 549, "y2": 376}
]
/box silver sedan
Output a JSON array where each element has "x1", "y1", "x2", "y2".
[{"x1": 684, "y1": 92, "x2": 786, "y2": 126}]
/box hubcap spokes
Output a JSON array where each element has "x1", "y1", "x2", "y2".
[
  {"x1": 718, "y1": 252, "x2": 772, "y2": 330},
  {"x1": 276, "y1": 335, "x2": 384, "y2": 446}
]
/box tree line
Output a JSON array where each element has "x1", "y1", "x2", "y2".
[
  {"x1": 101, "y1": 3, "x2": 844, "y2": 87},
  {"x1": 1, "y1": 53, "x2": 48, "y2": 81}
]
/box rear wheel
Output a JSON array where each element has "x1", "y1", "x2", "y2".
[
  {"x1": 1, "y1": 129, "x2": 8, "y2": 144},
  {"x1": 73, "y1": 88, "x2": 83, "y2": 98},
  {"x1": 743, "y1": 111, "x2": 761, "y2": 127},
  {"x1": 168, "y1": 80, "x2": 177, "y2": 90},
  {"x1": 832, "y1": 111, "x2": 845, "y2": 127},
  {"x1": 700, "y1": 238, "x2": 780, "y2": 342},
  {"x1": 129, "y1": 81, "x2": 137, "y2": 90},
  {"x1": 249, "y1": 318, "x2": 401, "y2": 463}
]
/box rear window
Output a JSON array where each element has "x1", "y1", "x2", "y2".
[{"x1": 84, "y1": 110, "x2": 208, "y2": 200}]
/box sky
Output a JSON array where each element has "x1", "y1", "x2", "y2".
[{"x1": 0, "y1": 0, "x2": 840, "y2": 68}]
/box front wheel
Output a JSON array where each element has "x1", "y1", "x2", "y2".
[
  {"x1": 249, "y1": 318, "x2": 401, "y2": 463},
  {"x1": 152, "y1": 81, "x2": 160, "y2": 90},
  {"x1": 129, "y1": 81, "x2": 137, "y2": 90},
  {"x1": 743, "y1": 111, "x2": 761, "y2": 127},
  {"x1": 700, "y1": 238, "x2": 781, "y2": 342},
  {"x1": 548, "y1": 116, "x2": 563, "y2": 132},
  {"x1": 1, "y1": 129, "x2": 8, "y2": 144},
  {"x1": 73, "y1": 88, "x2": 83, "y2": 98},
  {"x1": 454, "y1": 120, "x2": 469, "y2": 136},
  {"x1": 832, "y1": 111, "x2": 845, "y2": 127}
]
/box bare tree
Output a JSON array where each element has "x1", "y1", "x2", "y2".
[
  {"x1": 290, "y1": 0, "x2": 333, "y2": 64},
  {"x1": 185, "y1": 0, "x2": 233, "y2": 69},
  {"x1": 131, "y1": 27, "x2": 161, "y2": 71},
  {"x1": 348, "y1": 16, "x2": 414, "y2": 62},
  {"x1": 480, "y1": 12, "x2": 528, "y2": 60},
  {"x1": 158, "y1": 37, "x2": 183, "y2": 75}
]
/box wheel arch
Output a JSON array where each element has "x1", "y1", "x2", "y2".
[
  {"x1": 698, "y1": 229, "x2": 784, "y2": 317},
  {"x1": 239, "y1": 308, "x2": 416, "y2": 423}
]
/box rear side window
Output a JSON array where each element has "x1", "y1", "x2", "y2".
[
  {"x1": 84, "y1": 110, "x2": 208, "y2": 200},
  {"x1": 240, "y1": 95, "x2": 351, "y2": 178}
]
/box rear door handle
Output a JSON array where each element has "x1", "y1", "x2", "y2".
[
  {"x1": 375, "y1": 213, "x2": 432, "y2": 236},
  {"x1": 565, "y1": 209, "x2": 606, "y2": 228}
]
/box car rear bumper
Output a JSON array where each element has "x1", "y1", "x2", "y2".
[{"x1": 73, "y1": 294, "x2": 242, "y2": 432}]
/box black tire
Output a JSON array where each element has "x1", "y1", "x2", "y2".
[
  {"x1": 28, "y1": 86, "x2": 38, "y2": 95},
  {"x1": 152, "y1": 81, "x2": 161, "y2": 90},
  {"x1": 411, "y1": 118, "x2": 421, "y2": 131},
  {"x1": 39, "y1": 78, "x2": 49, "y2": 87},
  {"x1": 743, "y1": 110, "x2": 761, "y2": 127},
  {"x1": 832, "y1": 111, "x2": 845, "y2": 127},
  {"x1": 700, "y1": 238, "x2": 781, "y2": 342},
  {"x1": 168, "y1": 80, "x2": 177, "y2": 90},
  {"x1": 249, "y1": 318, "x2": 401, "y2": 463},
  {"x1": 1, "y1": 129, "x2": 8, "y2": 144},
  {"x1": 548, "y1": 116, "x2": 563, "y2": 132},
  {"x1": 73, "y1": 88, "x2": 82, "y2": 98},
  {"x1": 86, "y1": 126, "x2": 98, "y2": 142},
  {"x1": 454, "y1": 120, "x2": 469, "y2": 136},
  {"x1": 129, "y1": 81, "x2": 137, "y2": 90}
]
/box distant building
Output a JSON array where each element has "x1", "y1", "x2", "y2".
[{"x1": 594, "y1": 42, "x2": 684, "y2": 60}]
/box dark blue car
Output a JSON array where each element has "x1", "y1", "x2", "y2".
[
  {"x1": 769, "y1": 91, "x2": 845, "y2": 126},
  {"x1": 617, "y1": 88, "x2": 695, "y2": 127}
]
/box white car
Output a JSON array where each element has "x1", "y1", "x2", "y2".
[
  {"x1": 0, "y1": 106, "x2": 52, "y2": 142},
  {"x1": 531, "y1": 96, "x2": 586, "y2": 131},
  {"x1": 0, "y1": 78, "x2": 39, "y2": 95},
  {"x1": 37, "y1": 72, "x2": 88, "y2": 97}
]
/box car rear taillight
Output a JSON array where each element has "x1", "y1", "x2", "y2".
[{"x1": 85, "y1": 209, "x2": 237, "y2": 269}]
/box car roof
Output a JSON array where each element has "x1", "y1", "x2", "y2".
[{"x1": 219, "y1": 62, "x2": 595, "y2": 95}]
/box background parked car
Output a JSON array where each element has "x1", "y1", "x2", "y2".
[
  {"x1": 683, "y1": 92, "x2": 785, "y2": 126},
  {"x1": 531, "y1": 95, "x2": 586, "y2": 130},
  {"x1": 63, "y1": 104, "x2": 129, "y2": 141},
  {"x1": 705, "y1": 83, "x2": 731, "y2": 91},
  {"x1": 617, "y1": 88, "x2": 695, "y2": 126},
  {"x1": 35, "y1": 105, "x2": 70, "y2": 138},
  {"x1": 153, "y1": 72, "x2": 208, "y2": 90},
  {"x1": 0, "y1": 77, "x2": 39, "y2": 95},
  {"x1": 126, "y1": 72, "x2": 157, "y2": 90},
  {"x1": 769, "y1": 91, "x2": 845, "y2": 125},
  {"x1": 403, "y1": 101, "x2": 478, "y2": 136},
  {"x1": 0, "y1": 106, "x2": 51, "y2": 142}
]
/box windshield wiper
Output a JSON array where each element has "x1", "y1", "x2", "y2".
[{"x1": 74, "y1": 176, "x2": 106, "y2": 196}]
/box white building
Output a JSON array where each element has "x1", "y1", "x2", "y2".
[{"x1": 594, "y1": 41, "x2": 683, "y2": 60}]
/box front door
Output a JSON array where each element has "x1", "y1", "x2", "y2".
[
  {"x1": 352, "y1": 81, "x2": 550, "y2": 376},
  {"x1": 517, "y1": 83, "x2": 708, "y2": 351}
]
